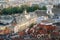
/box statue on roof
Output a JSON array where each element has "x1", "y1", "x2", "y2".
[
  {"x1": 23, "y1": 9, "x2": 30, "y2": 19},
  {"x1": 24, "y1": 9, "x2": 28, "y2": 15}
]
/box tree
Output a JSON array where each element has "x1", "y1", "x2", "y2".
[
  {"x1": 1, "y1": 7, "x2": 24, "y2": 15},
  {"x1": 29, "y1": 23, "x2": 35, "y2": 28},
  {"x1": 21, "y1": 4, "x2": 40, "y2": 12},
  {"x1": 31, "y1": 4, "x2": 40, "y2": 11},
  {"x1": 1, "y1": 7, "x2": 14, "y2": 15},
  {"x1": 41, "y1": 6, "x2": 47, "y2": 10},
  {"x1": 1, "y1": 8, "x2": 7, "y2": 15},
  {"x1": 12, "y1": 7, "x2": 19, "y2": 13},
  {"x1": 1, "y1": 5, "x2": 47, "y2": 15}
]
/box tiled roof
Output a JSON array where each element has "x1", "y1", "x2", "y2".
[
  {"x1": 52, "y1": 8, "x2": 60, "y2": 15},
  {"x1": 35, "y1": 7, "x2": 60, "y2": 16}
]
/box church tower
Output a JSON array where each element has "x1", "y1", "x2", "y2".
[
  {"x1": 24, "y1": 10, "x2": 30, "y2": 19},
  {"x1": 46, "y1": 0, "x2": 54, "y2": 18}
]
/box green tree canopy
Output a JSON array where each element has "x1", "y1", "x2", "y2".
[
  {"x1": 1, "y1": 5, "x2": 47, "y2": 15},
  {"x1": 1, "y1": 7, "x2": 13, "y2": 15},
  {"x1": 41, "y1": 6, "x2": 47, "y2": 10}
]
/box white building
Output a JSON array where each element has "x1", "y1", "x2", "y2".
[
  {"x1": 0, "y1": 0, "x2": 9, "y2": 9},
  {"x1": 14, "y1": 10, "x2": 37, "y2": 33},
  {"x1": 44, "y1": 0, "x2": 60, "y2": 5},
  {"x1": 0, "y1": 0, "x2": 60, "y2": 9},
  {"x1": 7, "y1": 0, "x2": 45, "y2": 7}
]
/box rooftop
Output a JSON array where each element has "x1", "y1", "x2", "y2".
[
  {"x1": 35, "y1": 7, "x2": 60, "y2": 16},
  {"x1": 0, "y1": 15, "x2": 14, "y2": 25}
]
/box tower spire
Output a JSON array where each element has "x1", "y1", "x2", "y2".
[
  {"x1": 24, "y1": 9, "x2": 28, "y2": 15},
  {"x1": 24, "y1": 9, "x2": 30, "y2": 19}
]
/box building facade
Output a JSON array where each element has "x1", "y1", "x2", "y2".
[
  {"x1": 0, "y1": 0, "x2": 9, "y2": 9},
  {"x1": 0, "y1": 0, "x2": 60, "y2": 8}
]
